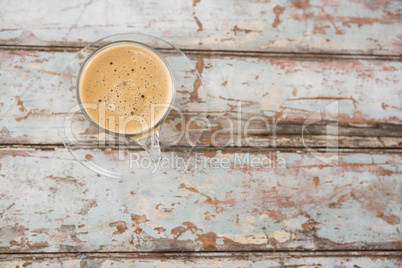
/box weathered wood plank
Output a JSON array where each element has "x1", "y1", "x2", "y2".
[
  {"x1": 1, "y1": 252, "x2": 402, "y2": 267},
  {"x1": 0, "y1": 50, "x2": 401, "y2": 146},
  {"x1": 0, "y1": 0, "x2": 401, "y2": 55},
  {"x1": 0, "y1": 147, "x2": 400, "y2": 252}
]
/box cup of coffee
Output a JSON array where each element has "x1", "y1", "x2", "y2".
[{"x1": 77, "y1": 41, "x2": 176, "y2": 161}]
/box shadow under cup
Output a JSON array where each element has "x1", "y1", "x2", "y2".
[{"x1": 76, "y1": 41, "x2": 176, "y2": 162}]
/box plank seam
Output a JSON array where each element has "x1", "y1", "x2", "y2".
[
  {"x1": 0, "y1": 250, "x2": 402, "y2": 257},
  {"x1": 0, "y1": 45, "x2": 401, "y2": 61},
  {"x1": 0, "y1": 144, "x2": 402, "y2": 153}
]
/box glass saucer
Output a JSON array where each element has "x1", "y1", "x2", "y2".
[{"x1": 54, "y1": 33, "x2": 207, "y2": 178}]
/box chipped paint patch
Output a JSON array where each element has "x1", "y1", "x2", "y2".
[
  {"x1": 238, "y1": 20, "x2": 265, "y2": 32},
  {"x1": 218, "y1": 233, "x2": 268, "y2": 245},
  {"x1": 1, "y1": 261, "x2": 26, "y2": 268},
  {"x1": 387, "y1": 236, "x2": 402, "y2": 242},
  {"x1": 270, "y1": 231, "x2": 291, "y2": 243},
  {"x1": 261, "y1": 84, "x2": 282, "y2": 110},
  {"x1": 273, "y1": 5, "x2": 286, "y2": 28}
]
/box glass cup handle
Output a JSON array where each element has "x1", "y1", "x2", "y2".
[{"x1": 135, "y1": 131, "x2": 161, "y2": 162}]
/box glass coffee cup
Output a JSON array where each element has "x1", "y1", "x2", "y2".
[{"x1": 76, "y1": 41, "x2": 176, "y2": 161}]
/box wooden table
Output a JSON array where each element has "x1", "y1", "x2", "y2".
[{"x1": 0, "y1": 0, "x2": 401, "y2": 266}]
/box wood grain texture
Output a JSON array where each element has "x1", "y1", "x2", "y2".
[
  {"x1": 1, "y1": 252, "x2": 402, "y2": 267},
  {"x1": 0, "y1": 148, "x2": 400, "y2": 252},
  {"x1": 0, "y1": 49, "x2": 401, "y2": 147},
  {"x1": 0, "y1": 0, "x2": 401, "y2": 54},
  {"x1": 1, "y1": 0, "x2": 402, "y2": 258}
]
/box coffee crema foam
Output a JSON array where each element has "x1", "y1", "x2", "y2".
[{"x1": 79, "y1": 42, "x2": 173, "y2": 135}]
